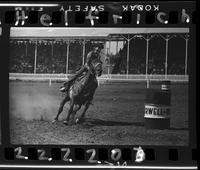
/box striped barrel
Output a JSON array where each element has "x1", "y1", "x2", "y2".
[{"x1": 144, "y1": 81, "x2": 171, "y2": 129}]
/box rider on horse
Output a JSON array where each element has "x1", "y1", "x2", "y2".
[{"x1": 59, "y1": 45, "x2": 102, "y2": 92}]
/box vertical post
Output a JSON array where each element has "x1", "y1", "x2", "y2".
[
  {"x1": 109, "y1": 39, "x2": 111, "y2": 54},
  {"x1": 127, "y1": 35, "x2": 130, "y2": 76},
  {"x1": 165, "y1": 38, "x2": 169, "y2": 79},
  {"x1": 66, "y1": 41, "x2": 70, "y2": 77},
  {"x1": 51, "y1": 41, "x2": 54, "y2": 58},
  {"x1": 106, "y1": 47, "x2": 109, "y2": 77},
  {"x1": 145, "y1": 39, "x2": 149, "y2": 79},
  {"x1": 185, "y1": 38, "x2": 188, "y2": 75},
  {"x1": 116, "y1": 40, "x2": 118, "y2": 54},
  {"x1": 34, "y1": 41, "x2": 37, "y2": 74},
  {"x1": 108, "y1": 39, "x2": 111, "y2": 77},
  {"x1": 25, "y1": 41, "x2": 28, "y2": 57},
  {"x1": 82, "y1": 39, "x2": 86, "y2": 65}
]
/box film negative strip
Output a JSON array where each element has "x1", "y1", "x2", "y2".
[{"x1": 0, "y1": 1, "x2": 198, "y2": 169}]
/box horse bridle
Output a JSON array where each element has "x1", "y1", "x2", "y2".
[
  {"x1": 89, "y1": 62, "x2": 102, "y2": 77},
  {"x1": 93, "y1": 62, "x2": 102, "y2": 69}
]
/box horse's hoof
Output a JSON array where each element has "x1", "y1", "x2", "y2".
[
  {"x1": 75, "y1": 118, "x2": 79, "y2": 124},
  {"x1": 76, "y1": 118, "x2": 84, "y2": 124},
  {"x1": 63, "y1": 120, "x2": 69, "y2": 125}
]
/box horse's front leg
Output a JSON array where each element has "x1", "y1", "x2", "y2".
[
  {"x1": 76, "y1": 90, "x2": 96, "y2": 123},
  {"x1": 76, "y1": 102, "x2": 90, "y2": 124},
  {"x1": 71, "y1": 104, "x2": 81, "y2": 124},
  {"x1": 52, "y1": 95, "x2": 69, "y2": 123},
  {"x1": 64, "y1": 99, "x2": 75, "y2": 125}
]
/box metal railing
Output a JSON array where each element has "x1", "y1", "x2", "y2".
[{"x1": 9, "y1": 73, "x2": 189, "y2": 82}]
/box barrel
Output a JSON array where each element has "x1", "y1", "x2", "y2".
[{"x1": 144, "y1": 81, "x2": 171, "y2": 129}]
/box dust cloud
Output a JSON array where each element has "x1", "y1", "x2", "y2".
[{"x1": 10, "y1": 93, "x2": 69, "y2": 121}]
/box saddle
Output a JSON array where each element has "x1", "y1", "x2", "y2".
[
  {"x1": 60, "y1": 69, "x2": 91, "y2": 93},
  {"x1": 71, "y1": 71, "x2": 92, "y2": 94}
]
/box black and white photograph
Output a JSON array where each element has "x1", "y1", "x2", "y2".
[{"x1": 9, "y1": 27, "x2": 189, "y2": 145}]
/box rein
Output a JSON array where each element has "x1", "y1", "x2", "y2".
[{"x1": 93, "y1": 62, "x2": 102, "y2": 69}]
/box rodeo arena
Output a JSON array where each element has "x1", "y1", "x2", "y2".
[{"x1": 9, "y1": 28, "x2": 189, "y2": 145}]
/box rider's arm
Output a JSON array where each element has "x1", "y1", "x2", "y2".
[
  {"x1": 98, "y1": 54, "x2": 101, "y2": 62},
  {"x1": 86, "y1": 51, "x2": 93, "y2": 66}
]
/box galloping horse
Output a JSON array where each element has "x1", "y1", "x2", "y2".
[{"x1": 52, "y1": 59, "x2": 103, "y2": 125}]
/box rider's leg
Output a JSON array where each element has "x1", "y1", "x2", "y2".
[
  {"x1": 70, "y1": 66, "x2": 88, "y2": 81},
  {"x1": 60, "y1": 66, "x2": 88, "y2": 92}
]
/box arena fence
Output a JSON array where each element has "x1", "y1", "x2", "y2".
[{"x1": 9, "y1": 73, "x2": 189, "y2": 82}]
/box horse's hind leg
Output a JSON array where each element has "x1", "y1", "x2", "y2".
[{"x1": 52, "y1": 95, "x2": 69, "y2": 123}]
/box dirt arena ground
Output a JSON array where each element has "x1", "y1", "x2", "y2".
[{"x1": 9, "y1": 80, "x2": 188, "y2": 145}]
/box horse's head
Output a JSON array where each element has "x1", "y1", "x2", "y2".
[{"x1": 91, "y1": 59, "x2": 103, "y2": 77}]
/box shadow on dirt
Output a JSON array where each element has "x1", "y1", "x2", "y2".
[
  {"x1": 81, "y1": 118, "x2": 144, "y2": 127},
  {"x1": 79, "y1": 118, "x2": 188, "y2": 131},
  {"x1": 170, "y1": 127, "x2": 188, "y2": 130}
]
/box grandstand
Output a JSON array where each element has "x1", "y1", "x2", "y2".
[{"x1": 9, "y1": 27, "x2": 189, "y2": 82}]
